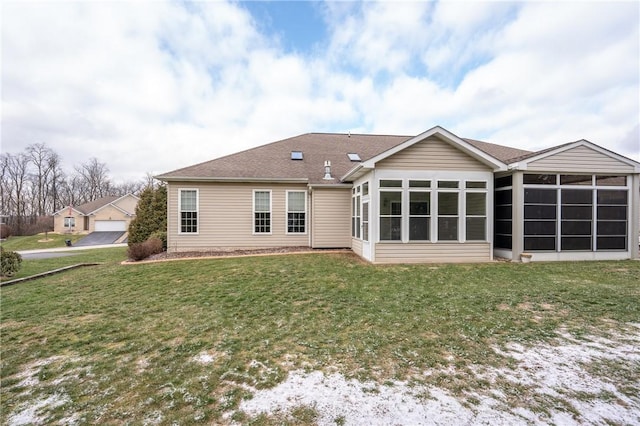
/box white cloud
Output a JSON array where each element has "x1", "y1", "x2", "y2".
[{"x1": 2, "y1": 0, "x2": 638, "y2": 186}]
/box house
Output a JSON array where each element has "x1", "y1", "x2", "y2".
[
  {"x1": 156, "y1": 126, "x2": 640, "y2": 263},
  {"x1": 52, "y1": 193, "x2": 139, "y2": 234}
]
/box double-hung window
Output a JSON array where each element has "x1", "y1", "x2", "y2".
[
  {"x1": 379, "y1": 180, "x2": 402, "y2": 241},
  {"x1": 465, "y1": 182, "x2": 487, "y2": 241},
  {"x1": 287, "y1": 191, "x2": 306, "y2": 233},
  {"x1": 179, "y1": 189, "x2": 198, "y2": 233},
  {"x1": 64, "y1": 217, "x2": 75, "y2": 228},
  {"x1": 254, "y1": 190, "x2": 271, "y2": 234},
  {"x1": 409, "y1": 180, "x2": 430, "y2": 241},
  {"x1": 437, "y1": 181, "x2": 459, "y2": 241}
]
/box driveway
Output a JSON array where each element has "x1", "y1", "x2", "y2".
[{"x1": 73, "y1": 231, "x2": 125, "y2": 247}]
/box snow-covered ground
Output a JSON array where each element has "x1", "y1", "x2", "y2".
[
  {"x1": 240, "y1": 326, "x2": 640, "y2": 425},
  {"x1": 6, "y1": 325, "x2": 640, "y2": 425}
]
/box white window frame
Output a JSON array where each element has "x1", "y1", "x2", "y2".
[
  {"x1": 464, "y1": 190, "x2": 488, "y2": 242},
  {"x1": 374, "y1": 174, "x2": 489, "y2": 244},
  {"x1": 178, "y1": 188, "x2": 199, "y2": 234},
  {"x1": 253, "y1": 189, "x2": 272, "y2": 235},
  {"x1": 286, "y1": 190, "x2": 307, "y2": 234},
  {"x1": 64, "y1": 216, "x2": 75, "y2": 228}
]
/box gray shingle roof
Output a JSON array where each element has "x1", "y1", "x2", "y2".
[
  {"x1": 75, "y1": 196, "x2": 120, "y2": 214},
  {"x1": 157, "y1": 133, "x2": 412, "y2": 184},
  {"x1": 157, "y1": 132, "x2": 536, "y2": 184},
  {"x1": 463, "y1": 138, "x2": 533, "y2": 163}
]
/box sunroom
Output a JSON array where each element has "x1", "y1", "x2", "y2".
[{"x1": 344, "y1": 127, "x2": 506, "y2": 264}]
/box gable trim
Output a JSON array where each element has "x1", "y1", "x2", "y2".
[{"x1": 52, "y1": 206, "x2": 84, "y2": 216}]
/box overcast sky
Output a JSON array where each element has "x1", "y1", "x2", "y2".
[{"x1": 2, "y1": 1, "x2": 639, "y2": 183}]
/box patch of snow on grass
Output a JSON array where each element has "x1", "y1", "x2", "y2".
[
  {"x1": 193, "y1": 352, "x2": 215, "y2": 365},
  {"x1": 7, "y1": 394, "x2": 69, "y2": 426},
  {"x1": 240, "y1": 329, "x2": 640, "y2": 425}
]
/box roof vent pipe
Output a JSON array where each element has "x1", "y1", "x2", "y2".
[{"x1": 323, "y1": 160, "x2": 332, "y2": 180}]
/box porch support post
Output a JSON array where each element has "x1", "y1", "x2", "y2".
[
  {"x1": 512, "y1": 171, "x2": 525, "y2": 262},
  {"x1": 631, "y1": 174, "x2": 640, "y2": 260}
]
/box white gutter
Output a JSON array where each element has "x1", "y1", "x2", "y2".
[{"x1": 156, "y1": 176, "x2": 309, "y2": 184}]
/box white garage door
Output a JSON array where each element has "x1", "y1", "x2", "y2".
[{"x1": 95, "y1": 220, "x2": 127, "y2": 232}]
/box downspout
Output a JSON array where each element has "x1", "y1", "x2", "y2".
[{"x1": 308, "y1": 187, "x2": 313, "y2": 248}]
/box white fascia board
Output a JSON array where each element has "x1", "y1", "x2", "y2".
[
  {"x1": 340, "y1": 164, "x2": 368, "y2": 182},
  {"x1": 359, "y1": 125, "x2": 507, "y2": 172}
]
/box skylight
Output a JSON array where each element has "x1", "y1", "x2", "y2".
[
  {"x1": 291, "y1": 151, "x2": 303, "y2": 160},
  {"x1": 347, "y1": 153, "x2": 361, "y2": 162}
]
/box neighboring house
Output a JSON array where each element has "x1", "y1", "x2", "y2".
[
  {"x1": 52, "y1": 194, "x2": 139, "y2": 234},
  {"x1": 156, "y1": 126, "x2": 640, "y2": 263}
]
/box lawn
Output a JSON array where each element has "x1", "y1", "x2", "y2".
[
  {"x1": 1, "y1": 247, "x2": 126, "y2": 282},
  {"x1": 1, "y1": 251, "x2": 639, "y2": 424},
  {"x1": 1, "y1": 233, "x2": 83, "y2": 252}
]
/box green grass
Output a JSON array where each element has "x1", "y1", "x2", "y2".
[
  {"x1": 1, "y1": 252, "x2": 639, "y2": 424},
  {"x1": 1, "y1": 233, "x2": 83, "y2": 251},
  {"x1": 1, "y1": 247, "x2": 127, "y2": 282}
]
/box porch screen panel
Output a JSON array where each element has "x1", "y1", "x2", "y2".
[
  {"x1": 380, "y1": 191, "x2": 402, "y2": 241},
  {"x1": 596, "y1": 190, "x2": 627, "y2": 250},
  {"x1": 524, "y1": 188, "x2": 557, "y2": 251},
  {"x1": 560, "y1": 189, "x2": 592, "y2": 250},
  {"x1": 494, "y1": 188, "x2": 512, "y2": 249}
]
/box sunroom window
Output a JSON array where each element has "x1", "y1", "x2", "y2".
[
  {"x1": 380, "y1": 191, "x2": 402, "y2": 241},
  {"x1": 466, "y1": 192, "x2": 486, "y2": 241},
  {"x1": 409, "y1": 191, "x2": 430, "y2": 241},
  {"x1": 437, "y1": 192, "x2": 458, "y2": 241}
]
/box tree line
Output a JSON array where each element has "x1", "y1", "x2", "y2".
[{"x1": 1, "y1": 143, "x2": 154, "y2": 235}]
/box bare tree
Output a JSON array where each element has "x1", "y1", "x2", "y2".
[
  {"x1": 26, "y1": 143, "x2": 61, "y2": 216},
  {"x1": 111, "y1": 180, "x2": 145, "y2": 197},
  {"x1": 74, "y1": 157, "x2": 111, "y2": 201},
  {"x1": 1, "y1": 152, "x2": 31, "y2": 234}
]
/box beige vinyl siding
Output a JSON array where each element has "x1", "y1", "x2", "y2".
[
  {"x1": 374, "y1": 242, "x2": 491, "y2": 264},
  {"x1": 351, "y1": 238, "x2": 363, "y2": 256},
  {"x1": 527, "y1": 145, "x2": 635, "y2": 173},
  {"x1": 311, "y1": 188, "x2": 351, "y2": 248},
  {"x1": 168, "y1": 182, "x2": 309, "y2": 252},
  {"x1": 377, "y1": 136, "x2": 490, "y2": 171}
]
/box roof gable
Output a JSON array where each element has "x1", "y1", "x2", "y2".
[
  {"x1": 52, "y1": 194, "x2": 139, "y2": 216},
  {"x1": 342, "y1": 126, "x2": 507, "y2": 181},
  {"x1": 509, "y1": 140, "x2": 640, "y2": 172}
]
